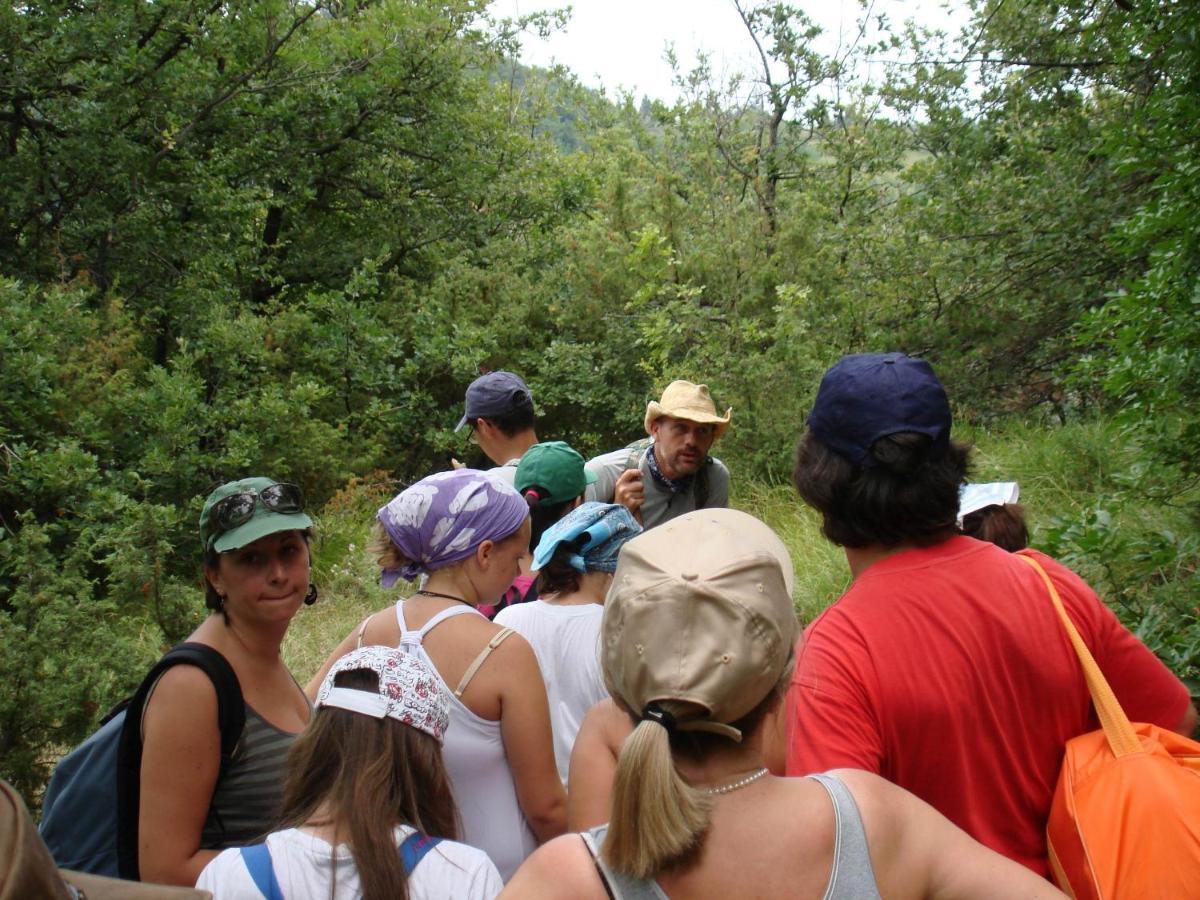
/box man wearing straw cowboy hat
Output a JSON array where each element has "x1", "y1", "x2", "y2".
[{"x1": 585, "y1": 380, "x2": 731, "y2": 529}]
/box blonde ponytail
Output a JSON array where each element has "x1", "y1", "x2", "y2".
[{"x1": 601, "y1": 704, "x2": 712, "y2": 878}]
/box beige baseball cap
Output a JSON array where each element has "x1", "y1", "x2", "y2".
[{"x1": 602, "y1": 508, "x2": 798, "y2": 741}]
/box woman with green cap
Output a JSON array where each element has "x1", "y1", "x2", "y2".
[
  {"x1": 482, "y1": 441, "x2": 598, "y2": 618},
  {"x1": 137, "y1": 478, "x2": 315, "y2": 886}
]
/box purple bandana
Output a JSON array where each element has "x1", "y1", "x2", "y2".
[{"x1": 377, "y1": 469, "x2": 528, "y2": 587}]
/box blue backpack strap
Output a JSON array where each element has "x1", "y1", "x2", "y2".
[
  {"x1": 399, "y1": 831, "x2": 443, "y2": 874},
  {"x1": 240, "y1": 843, "x2": 284, "y2": 900}
]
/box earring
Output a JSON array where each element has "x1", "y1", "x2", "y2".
[{"x1": 303, "y1": 584, "x2": 318, "y2": 606}]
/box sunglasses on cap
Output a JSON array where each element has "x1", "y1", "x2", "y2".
[{"x1": 208, "y1": 483, "x2": 305, "y2": 536}]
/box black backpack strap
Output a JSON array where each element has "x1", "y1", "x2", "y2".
[
  {"x1": 115, "y1": 643, "x2": 244, "y2": 880},
  {"x1": 695, "y1": 457, "x2": 712, "y2": 509}
]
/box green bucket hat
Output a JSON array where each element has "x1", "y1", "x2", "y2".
[
  {"x1": 515, "y1": 441, "x2": 598, "y2": 506},
  {"x1": 200, "y1": 477, "x2": 314, "y2": 553}
]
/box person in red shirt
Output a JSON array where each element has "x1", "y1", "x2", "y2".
[{"x1": 783, "y1": 352, "x2": 1197, "y2": 876}]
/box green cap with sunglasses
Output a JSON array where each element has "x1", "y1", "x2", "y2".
[{"x1": 200, "y1": 477, "x2": 314, "y2": 553}]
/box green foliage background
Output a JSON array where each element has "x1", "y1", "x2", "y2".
[{"x1": 2, "y1": 0, "x2": 1196, "y2": 803}]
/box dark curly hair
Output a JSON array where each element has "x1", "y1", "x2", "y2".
[
  {"x1": 520, "y1": 485, "x2": 578, "y2": 554},
  {"x1": 793, "y1": 430, "x2": 971, "y2": 548}
]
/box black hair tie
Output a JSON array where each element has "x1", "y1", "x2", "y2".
[{"x1": 641, "y1": 703, "x2": 676, "y2": 733}]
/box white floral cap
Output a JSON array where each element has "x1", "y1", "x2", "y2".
[{"x1": 315, "y1": 646, "x2": 450, "y2": 743}]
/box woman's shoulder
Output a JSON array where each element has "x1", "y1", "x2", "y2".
[
  {"x1": 143, "y1": 655, "x2": 223, "y2": 714},
  {"x1": 501, "y1": 833, "x2": 607, "y2": 899},
  {"x1": 584, "y1": 698, "x2": 630, "y2": 737},
  {"x1": 193, "y1": 845, "x2": 233, "y2": 893},
  {"x1": 426, "y1": 834, "x2": 499, "y2": 869},
  {"x1": 194, "y1": 835, "x2": 269, "y2": 894}
]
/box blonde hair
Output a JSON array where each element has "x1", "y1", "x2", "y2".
[
  {"x1": 601, "y1": 657, "x2": 794, "y2": 879},
  {"x1": 369, "y1": 521, "x2": 410, "y2": 573},
  {"x1": 602, "y1": 700, "x2": 712, "y2": 878}
]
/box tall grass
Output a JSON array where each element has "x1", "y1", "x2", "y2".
[{"x1": 732, "y1": 481, "x2": 849, "y2": 624}]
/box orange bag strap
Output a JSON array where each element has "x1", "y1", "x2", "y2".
[{"x1": 1016, "y1": 552, "x2": 1142, "y2": 757}]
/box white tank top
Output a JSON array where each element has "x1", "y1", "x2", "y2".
[{"x1": 394, "y1": 601, "x2": 538, "y2": 882}]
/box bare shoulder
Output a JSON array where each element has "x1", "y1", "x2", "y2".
[
  {"x1": 573, "y1": 698, "x2": 633, "y2": 758},
  {"x1": 818, "y1": 768, "x2": 898, "y2": 825},
  {"x1": 144, "y1": 661, "x2": 220, "y2": 712},
  {"x1": 489, "y1": 623, "x2": 538, "y2": 665},
  {"x1": 140, "y1": 662, "x2": 221, "y2": 760},
  {"x1": 501, "y1": 834, "x2": 607, "y2": 900},
  {"x1": 356, "y1": 605, "x2": 403, "y2": 646},
  {"x1": 588, "y1": 697, "x2": 632, "y2": 740},
  {"x1": 821, "y1": 767, "x2": 891, "y2": 794}
]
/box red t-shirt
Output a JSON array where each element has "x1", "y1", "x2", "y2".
[{"x1": 785, "y1": 536, "x2": 1191, "y2": 875}]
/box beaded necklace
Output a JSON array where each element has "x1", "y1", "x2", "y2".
[{"x1": 704, "y1": 767, "x2": 769, "y2": 795}]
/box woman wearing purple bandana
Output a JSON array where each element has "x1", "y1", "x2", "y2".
[{"x1": 306, "y1": 469, "x2": 566, "y2": 881}]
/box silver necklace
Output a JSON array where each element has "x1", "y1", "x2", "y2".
[{"x1": 704, "y1": 767, "x2": 769, "y2": 795}]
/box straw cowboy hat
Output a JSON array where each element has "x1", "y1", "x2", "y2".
[{"x1": 644, "y1": 381, "x2": 732, "y2": 440}]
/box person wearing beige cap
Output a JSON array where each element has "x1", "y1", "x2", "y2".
[
  {"x1": 584, "y1": 380, "x2": 731, "y2": 529},
  {"x1": 501, "y1": 509, "x2": 1062, "y2": 899}
]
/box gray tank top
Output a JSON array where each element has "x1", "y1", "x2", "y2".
[
  {"x1": 580, "y1": 772, "x2": 881, "y2": 900},
  {"x1": 141, "y1": 654, "x2": 304, "y2": 850},
  {"x1": 200, "y1": 704, "x2": 298, "y2": 848},
  {"x1": 808, "y1": 772, "x2": 882, "y2": 900}
]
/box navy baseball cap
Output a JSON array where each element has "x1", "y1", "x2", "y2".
[
  {"x1": 455, "y1": 371, "x2": 533, "y2": 431},
  {"x1": 807, "y1": 352, "x2": 951, "y2": 466}
]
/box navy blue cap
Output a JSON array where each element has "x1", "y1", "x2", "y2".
[
  {"x1": 455, "y1": 371, "x2": 533, "y2": 431},
  {"x1": 807, "y1": 352, "x2": 951, "y2": 466}
]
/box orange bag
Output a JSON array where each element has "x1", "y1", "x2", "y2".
[{"x1": 1018, "y1": 553, "x2": 1200, "y2": 899}]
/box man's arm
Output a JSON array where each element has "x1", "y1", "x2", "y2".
[
  {"x1": 1029, "y1": 551, "x2": 1195, "y2": 735},
  {"x1": 583, "y1": 449, "x2": 626, "y2": 503},
  {"x1": 786, "y1": 618, "x2": 884, "y2": 776}
]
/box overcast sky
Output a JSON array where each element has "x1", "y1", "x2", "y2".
[{"x1": 491, "y1": 1, "x2": 970, "y2": 102}]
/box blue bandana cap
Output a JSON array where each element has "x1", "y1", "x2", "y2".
[{"x1": 532, "y1": 502, "x2": 642, "y2": 574}]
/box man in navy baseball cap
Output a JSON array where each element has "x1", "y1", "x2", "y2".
[
  {"x1": 454, "y1": 371, "x2": 539, "y2": 487},
  {"x1": 806, "y1": 352, "x2": 951, "y2": 468},
  {"x1": 779, "y1": 351, "x2": 1195, "y2": 878}
]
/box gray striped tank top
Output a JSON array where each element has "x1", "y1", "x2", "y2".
[
  {"x1": 200, "y1": 704, "x2": 298, "y2": 848},
  {"x1": 580, "y1": 772, "x2": 881, "y2": 899}
]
